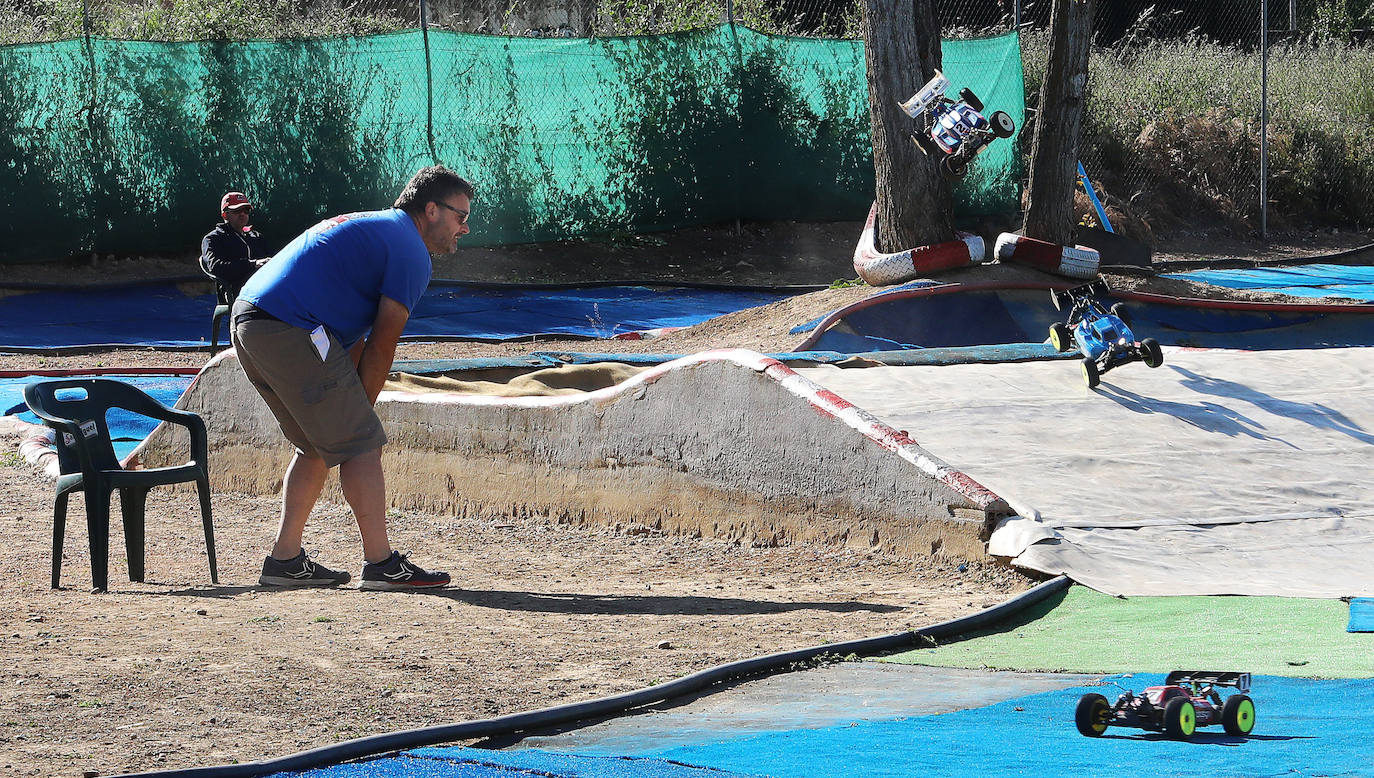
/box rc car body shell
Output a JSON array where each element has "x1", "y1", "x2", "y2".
[{"x1": 899, "y1": 69, "x2": 1014, "y2": 180}]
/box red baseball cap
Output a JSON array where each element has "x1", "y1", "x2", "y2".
[{"x1": 220, "y1": 192, "x2": 252, "y2": 211}]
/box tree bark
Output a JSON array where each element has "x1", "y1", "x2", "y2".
[
  {"x1": 1023, "y1": 0, "x2": 1095, "y2": 245},
  {"x1": 861, "y1": 0, "x2": 952, "y2": 253}
]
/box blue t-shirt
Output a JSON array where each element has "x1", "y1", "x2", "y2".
[{"x1": 239, "y1": 208, "x2": 431, "y2": 347}]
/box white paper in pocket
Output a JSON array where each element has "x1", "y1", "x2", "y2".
[{"x1": 309, "y1": 325, "x2": 330, "y2": 361}]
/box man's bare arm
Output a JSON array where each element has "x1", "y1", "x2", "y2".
[{"x1": 357, "y1": 295, "x2": 411, "y2": 404}]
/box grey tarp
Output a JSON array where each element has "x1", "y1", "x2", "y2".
[{"x1": 798, "y1": 347, "x2": 1374, "y2": 597}]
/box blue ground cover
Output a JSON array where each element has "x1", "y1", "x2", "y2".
[
  {"x1": 290, "y1": 675, "x2": 1374, "y2": 778},
  {"x1": 1163, "y1": 264, "x2": 1374, "y2": 300},
  {"x1": 1, "y1": 375, "x2": 193, "y2": 458},
  {"x1": 276, "y1": 748, "x2": 758, "y2": 777},
  {"x1": 0, "y1": 284, "x2": 789, "y2": 349}
]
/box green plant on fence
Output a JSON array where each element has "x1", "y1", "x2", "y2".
[
  {"x1": 0, "y1": 46, "x2": 81, "y2": 262},
  {"x1": 596, "y1": 29, "x2": 740, "y2": 232}
]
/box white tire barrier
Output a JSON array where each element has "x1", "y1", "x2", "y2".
[
  {"x1": 854, "y1": 201, "x2": 985, "y2": 286},
  {"x1": 993, "y1": 232, "x2": 1101, "y2": 279}
]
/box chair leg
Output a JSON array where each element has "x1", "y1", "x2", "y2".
[
  {"x1": 119, "y1": 487, "x2": 148, "y2": 583},
  {"x1": 85, "y1": 487, "x2": 112, "y2": 592},
  {"x1": 197, "y1": 474, "x2": 218, "y2": 584},
  {"x1": 52, "y1": 492, "x2": 69, "y2": 589}
]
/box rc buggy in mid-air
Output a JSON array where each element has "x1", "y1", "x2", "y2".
[
  {"x1": 1049, "y1": 279, "x2": 1164, "y2": 388},
  {"x1": 1075, "y1": 671, "x2": 1257, "y2": 740},
  {"x1": 899, "y1": 69, "x2": 1016, "y2": 180}
]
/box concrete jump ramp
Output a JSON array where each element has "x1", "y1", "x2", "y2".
[
  {"x1": 135, "y1": 349, "x2": 1009, "y2": 562},
  {"x1": 801, "y1": 346, "x2": 1374, "y2": 598}
]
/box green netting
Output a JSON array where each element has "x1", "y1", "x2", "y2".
[{"x1": 0, "y1": 26, "x2": 1023, "y2": 264}]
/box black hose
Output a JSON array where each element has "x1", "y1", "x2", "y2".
[{"x1": 114, "y1": 575, "x2": 1070, "y2": 778}]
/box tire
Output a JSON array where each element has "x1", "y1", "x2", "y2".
[
  {"x1": 1141, "y1": 338, "x2": 1164, "y2": 368},
  {"x1": 940, "y1": 155, "x2": 968, "y2": 180},
  {"x1": 990, "y1": 110, "x2": 1015, "y2": 138},
  {"x1": 1110, "y1": 302, "x2": 1132, "y2": 325},
  {"x1": 1222, "y1": 694, "x2": 1255, "y2": 736},
  {"x1": 1164, "y1": 698, "x2": 1197, "y2": 740},
  {"x1": 959, "y1": 87, "x2": 984, "y2": 112},
  {"x1": 1050, "y1": 322, "x2": 1072, "y2": 353},
  {"x1": 1075, "y1": 693, "x2": 1112, "y2": 737},
  {"x1": 1081, "y1": 358, "x2": 1100, "y2": 389}
]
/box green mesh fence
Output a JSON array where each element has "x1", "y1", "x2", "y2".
[{"x1": 0, "y1": 26, "x2": 1023, "y2": 264}]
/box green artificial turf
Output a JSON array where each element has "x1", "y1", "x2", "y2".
[{"x1": 884, "y1": 586, "x2": 1374, "y2": 678}]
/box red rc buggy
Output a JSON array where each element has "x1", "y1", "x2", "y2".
[{"x1": 1075, "y1": 671, "x2": 1257, "y2": 740}]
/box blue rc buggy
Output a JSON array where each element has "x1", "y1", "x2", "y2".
[{"x1": 1049, "y1": 280, "x2": 1164, "y2": 388}]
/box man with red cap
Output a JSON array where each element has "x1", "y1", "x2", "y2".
[{"x1": 200, "y1": 192, "x2": 273, "y2": 305}]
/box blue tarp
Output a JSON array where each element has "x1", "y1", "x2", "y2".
[
  {"x1": 1, "y1": 375, "x2": 193, "y2": 459},
  {"x1": 1350, "y1": 599, "x2": 1374, "y2": 633},
  {"x1": 801, "y1": 286, "x2": 1374, "y2": 353},
  {"x1": 1164, "y1": 264, "x2": 1374, "y2": 301},
  {"x1": 0, "y1": 284, "x2": 791, "y2": 350}
]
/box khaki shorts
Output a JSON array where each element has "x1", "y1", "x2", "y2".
[{"x1": 230, "y1": 302, "x2": 386, "y2": 467}]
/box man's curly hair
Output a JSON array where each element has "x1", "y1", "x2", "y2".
[{"x1": 394, "y1": 166, "x2": 475, "y2": 215}]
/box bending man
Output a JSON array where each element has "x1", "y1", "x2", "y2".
[{"x1": 232, "y1": 166, "x2": 473, "y2": 590}]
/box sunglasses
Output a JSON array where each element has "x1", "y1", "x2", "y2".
[{"x1": 433, "y1": 200, "x2": 470, "y2": 224}]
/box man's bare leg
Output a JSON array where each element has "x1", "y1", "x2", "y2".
[
  {"x1": 270, "y1": 451, "x2": 328, "y2": 560},
  {"x1": 338, "y1": 447, "x2": 393, "y2": 565}
]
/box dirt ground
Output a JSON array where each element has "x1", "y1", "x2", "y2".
[{"x1": 0, "y1": 220, "x2": 1370, "y2": 776}]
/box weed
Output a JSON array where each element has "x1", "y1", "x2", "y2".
[
  {"x1": 0, "y1": 451, "x2": 24, "y2": 468},
  {"x1": 312, "y1": 616, "x2": 335, "y2": 623},
  {"x1": 248, "y1": 615, "x2": 280, "y2": 624}
]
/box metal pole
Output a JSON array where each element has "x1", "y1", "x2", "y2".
[
  {"x1": 1014, "y1": 0, "x2": 1021, "y2": 30},
  {"x1": 1289, "y1": 0, "x2": 1297, "y2": 32},
  {"x1": 420, "y1": 0, "x2": 438, "y2": 163},
  {"x1": 725, "y1": 0, "x2": 734, "y2": 25},
  {"x1": 1260, "y1": 0, "x2": 1269, "y2": 238}
]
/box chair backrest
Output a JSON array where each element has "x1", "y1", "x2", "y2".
[{"x1": 22, "y1": 379, "x2": 168, "y2": 475}]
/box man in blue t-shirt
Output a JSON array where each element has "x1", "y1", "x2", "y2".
[{"x1": 230, "y1": 165, "x2": 474, "y2": 591}]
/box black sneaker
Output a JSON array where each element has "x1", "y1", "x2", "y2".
[
  {"x1": 359, "y1": 551, "x2": 451, "y2": 591},
  {"x1": 259, "y1": 549, "x2": 352, "y2": 587}
]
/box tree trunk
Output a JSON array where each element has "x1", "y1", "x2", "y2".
[
  {"x1": 862, "y1": 0, "x2": 952, "y2": 254},
  {"x1": 1023, "y1": 0, "x2": 1094, "y2": 246}
]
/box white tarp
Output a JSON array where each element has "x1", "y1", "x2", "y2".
[{"x1": 799, "y1": 347, "x2": 1374, "y2": 597}]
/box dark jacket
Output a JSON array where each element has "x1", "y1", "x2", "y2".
[{"x1": 200, "y1": 222, "x2": 272, "y2": 304}]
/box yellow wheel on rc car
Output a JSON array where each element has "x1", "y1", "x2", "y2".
[
  {"x1": 1081, "y1": 358, "x2": 1101, "y2": 389},
  {"x1": 1075, "y1": 693, "x2": 1111, "y2": 737},
  {"x1": 1164, "y1": 698, "x2": 1196, "y2": 740},
  {"x1": 1222, "y1": 694, "x2": 1255, "y2": 736},
  {"x1": 1050, "y1": 322, "x2": 1072, "y2": 353}
]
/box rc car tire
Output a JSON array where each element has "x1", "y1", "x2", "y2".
[
  {"x1": 1164, "y1": 698, "x2": 1197, "y2": 740},
  {"x1": 1110, "y1": 302, "x2": 1131, "y2": 325},
  {"x1": 1222, "y1": 694, "x2": 1255, "y2": 736},
  {"x1": 1050, "y1": 322, "x2": 1072, "y2": 353},
  {"x1": 1075, "y1": 693, "x2": 1112, "y2": 737},
  {"x1": 959, "y1": 88, "x2": 984, "y2": 112},
  {"x1": 1081, "y1": 358, "x2": 1101, "y2": 389},
  {"x1": 990, "y1": 110, "x2": 1015, "y2": 138},
  {"x1": 940, "y1": 156, "x2": 968, "y2": 180},
  {"x1": 1141, "y1": 338, "x2": 1164, "y2": 368}
]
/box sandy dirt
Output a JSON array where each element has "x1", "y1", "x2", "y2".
[{"x1": 0, "y1": 220, "x2": 1369, "y2": 775}]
